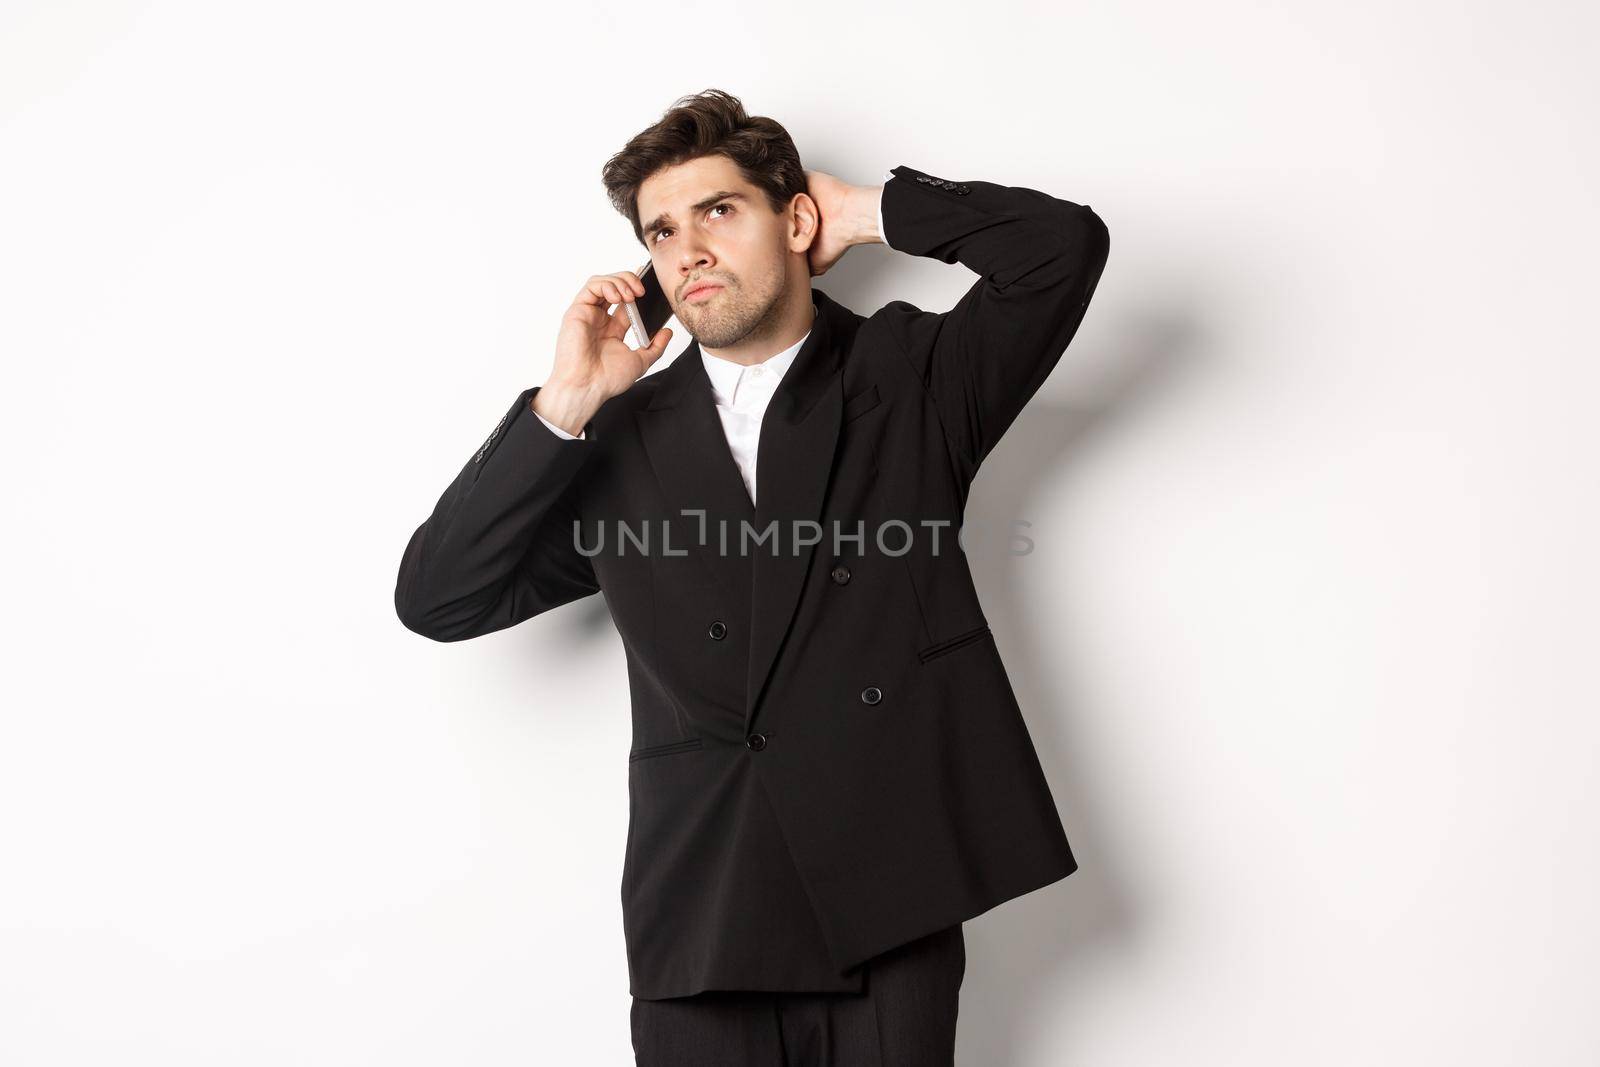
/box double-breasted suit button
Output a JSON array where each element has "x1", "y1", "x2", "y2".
[
  {"x1": 746, "y1": 733, "x2": 767, "y2": 751},
  {"x1": 861, "y1": 686, "x2": 883, "y2": 705},
  {"x1": 830, "y1": 565, "x2": 851, "y2": 585},
  {"x1": 708, "y1": 620, "x2": 727, "y2": 640}
]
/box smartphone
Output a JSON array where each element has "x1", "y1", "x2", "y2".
[{"x1": 622, "y1": 259, "x2": 674, "y2": 349}]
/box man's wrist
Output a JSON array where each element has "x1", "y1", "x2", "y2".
[
  {"x1": 532, "y1": 380, "x2": 601, "y2": 438},
  {"x1": 845, "y1": 183, "x2": 887, "y2": 247}
]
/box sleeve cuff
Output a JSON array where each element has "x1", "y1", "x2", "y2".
[
  {"x1": 533, "y1": 407, "x2": 585, "y2": 441},
  {"x1": 879, "y1": 169, "x2": 896, "y2": 251}
]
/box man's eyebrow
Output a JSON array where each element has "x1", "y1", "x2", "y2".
[{"x1": 641, "y1": 191, "x2": 748, "y2": 238}]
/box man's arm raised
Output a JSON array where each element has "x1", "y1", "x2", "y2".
[
  {"x1": 873, "y1": 164, "x2": 1111, "y2": 484},
  {"x1": 394, "y1": 272, "x2": 670, "y2": 641}
]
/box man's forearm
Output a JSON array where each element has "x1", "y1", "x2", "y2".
[
  {"x1": 531, "y1": 379, "x2": 604, "y2": 438},
  {"x1": 872, "y1": 163, "x2": 1109, "y2": 476},
  {"x1": 395, "y1": 385, "x2": 600, "y2": 640},
  {"x1": 842, "y1": 183, "x2": 887, "y2": 247}
]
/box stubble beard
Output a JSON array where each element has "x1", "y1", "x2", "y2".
[{"x1": 680, "y1": 268, "x2": 787, "y2": 351}]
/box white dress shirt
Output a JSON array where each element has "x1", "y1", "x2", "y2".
[
  {"x1": 698, "y1": 303, "x2": 813, "y2": 505},
  {"x1": 532, "y1": 172, "x2": 899, "y2": 500}
]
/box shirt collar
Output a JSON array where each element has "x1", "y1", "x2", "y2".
[{"x1": 701, "y1": 303, "x2": 816, "y2": 408}]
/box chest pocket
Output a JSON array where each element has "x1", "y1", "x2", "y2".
[{"x1": 843, "y1": 384, "x2": 881, "y2": 423}]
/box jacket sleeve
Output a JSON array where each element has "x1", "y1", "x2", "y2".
[
  {"x1": 394, "y1": 385, "x2": 600, "y2": 642},
  {"x1": 875, "y1": 164, "x2": 1110, "y2": 483}
]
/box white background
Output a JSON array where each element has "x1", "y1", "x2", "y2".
[{"x1": 3, "y1": 1, "x2": 1596, "y2": 1063}]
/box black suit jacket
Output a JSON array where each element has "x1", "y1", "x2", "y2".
[{"x1": 395, "y1": 164, "x2": 1111, "y2": 999}]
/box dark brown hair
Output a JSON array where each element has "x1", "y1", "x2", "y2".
[{"x1": 601, "y1": 89, "x2": 806, "y2": 248}]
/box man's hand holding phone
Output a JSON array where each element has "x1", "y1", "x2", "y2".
[{"x1": 533, "y1": 271, "x2": 673, "y2": 437}]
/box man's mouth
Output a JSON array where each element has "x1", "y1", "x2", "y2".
[{"x1": 684, "y1": 282, "x2": 723, "y2": 302}]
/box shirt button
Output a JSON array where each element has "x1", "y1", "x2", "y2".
[
  {"x1": 830, "y1": 565, "x2": 851, "y2": 585},
  {"x1": 860, "y1": 686, "x2": 882, "y2": 705},
  {"x1": 708, "y1": 620, "x2": 727, "y2": 640},
  {"x1": 746, "y1": 733, "x2": 768, "y2": 751}
]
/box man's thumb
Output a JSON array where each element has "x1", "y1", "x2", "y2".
[{"x1": 641, "y1": 326, "x2": 673, "y2": 365}]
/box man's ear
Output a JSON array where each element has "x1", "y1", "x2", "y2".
[{"x1": 787, "y1": 192, "x2": 820, "y2": 254}]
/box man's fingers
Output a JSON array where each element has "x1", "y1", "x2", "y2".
[
  {"x1": 600, "y1": 271, "x2": 645, "y2": 306},
  {"x1": 614, "y1": 270, "x2": 647, "y2": 299},
  {"x1": 601, "y1": 302, "x2": 631, "y2": 340},
  {"x1": 574, "y1": 272, "x2": 647, "y2": 309},
  {"x1": 637, "y1": 326, "x2": 672, "y2": 367}
]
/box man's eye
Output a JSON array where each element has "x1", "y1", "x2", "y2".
[{"x1": 651, "y1": 204, "x2": 731, "y2": 244}]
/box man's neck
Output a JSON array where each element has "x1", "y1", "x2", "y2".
[{"x1": 701, "y1": 293, "x2": 816, "y2": 367}]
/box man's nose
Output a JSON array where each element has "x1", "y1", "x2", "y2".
[{"x1": 677, "y1": 245, "x2": 712, "y2": 278}]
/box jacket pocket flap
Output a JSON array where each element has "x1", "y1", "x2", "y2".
[
  {"x1": 843, "y1": 384, "x2": 882, "y2": 422},
  {"x1": 916, "y1": 624, "x2": 993, "y2": 663},
  {"x1": 628, "y1": 737, "x2": 704, "y2": 763}
]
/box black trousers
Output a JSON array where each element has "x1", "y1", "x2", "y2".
[{"x1": 630, "y1": 923, "x2": 965, "y2": 1066}]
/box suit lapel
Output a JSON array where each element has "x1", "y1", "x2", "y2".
[
  {"x1": 636, "y1": 344, "x2": 757, "y2": 609},
  {"x1": 636, "y1": 289, "x2": 851, "y2": 735},
  {"x1": 745, "y1": 292, "x2": 846, "y2": 733}
]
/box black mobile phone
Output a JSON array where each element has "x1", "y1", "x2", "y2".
[{"x1": 629, "y1": 259, "x2": 674, "y2": 345}]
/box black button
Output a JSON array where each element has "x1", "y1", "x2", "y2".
[
  {"x1": 830, "y1": 565, "x2": 851, "y2": 585},
  {"x1": 708, "y1": 620, "x2": 727, "y2": 640},
  {"x1": 746, "y1": 733, "x2": 767, "y2": 751},
  {"x1": 860, "y1": 686, "x2": 882, "y2": 705},
  {"x1": 954, "y1": 185, "x2": 970, "y2": 195}
]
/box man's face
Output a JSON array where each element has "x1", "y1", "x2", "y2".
[{"x1": 637, "y1": 154, "x2": 793, "y2": 350}]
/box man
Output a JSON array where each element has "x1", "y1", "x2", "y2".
[{"x1": 395, "y1": 89, "x2": 1109, "y2": 1065}]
